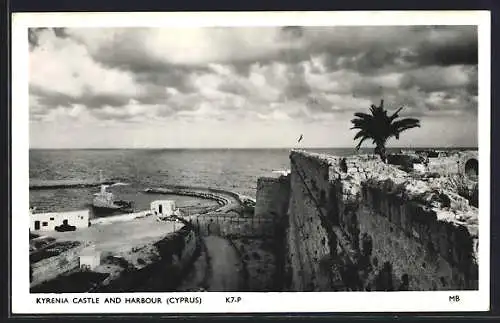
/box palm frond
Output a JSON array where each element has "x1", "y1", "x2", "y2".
[
  {"x1": 353, "y1": 130, "x2": 369, "y2": 140},
  {"x1": 391, "y1": 118, "x2": 420, "y2": 133},
  {"x1": 350, "y1": 99, "x2": 420, "y2": 155},
  {"x1": 355, "y1": 136, "x2": 370, "y2": 150},
  {"x1": 353, "y1": 112, "x2": 372, "y2": 120},
  {"x1": 389, "y1": 106, "x2": 404, "y2": 122}
]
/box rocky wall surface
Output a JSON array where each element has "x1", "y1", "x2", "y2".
[
  {"x1": 285, "y1": 150, "x2": 479, "y2": 291},
  {"x1": 186, "y1": 214, "x2": 278, "y2": 238},
  {"x1": 427, "y1": 151, "x2": 478, "y2": 177},
  {"x1": 255, "y1": 176, "x2": 291, "y2": 218},
  {"x1": 285, "y1": 152, "x2": 342, "y2": 291},
  {"x1": 427, "y1": 158, "x2": 460, "y2": 176},
  {"x1": 98, "y1": 226, "x2": 199, "y2": 292},
  {"x1": 30, "y1": 242, "x2": 91, "y2": 287}
]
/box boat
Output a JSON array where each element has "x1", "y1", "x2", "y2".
[{"x1": 91, "y1": 184, "x2": 134, "y2": 215}]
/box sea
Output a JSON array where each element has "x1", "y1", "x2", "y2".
[{"x1": 29, "y1": 147, "x2": 474, "y2": 214}]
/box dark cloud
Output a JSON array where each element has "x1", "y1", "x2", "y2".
[
  {"x1": 30, "y1": 85, "x2": 131, "y2": 110},
  {"x1": 92, "y1": 110, "x2": 143, "y2": 123},
  {"x1": 28, "y1": 28, "x2": 47, "y2": 50},
  {"x1": 69, "y1": 29, "x2": 209, "y2": 83},
  {"x1": 231, "y1": 62, "x2": 253, "y2": 77},
  {"x1": 398, "y1": 65, "x2": 477, "y2": 94},
  {"x1": 53, "y1": 28, "x2": 68, "y2": 39},
  {"x1": 29, "y1": 27, "x2": 68, "y2": 50},
  {"x1": 280, "y1": 26, "x2": 304, "y2": 40},
  {"x1": 337, "y1": 49, "x2": 407, "y2": 74},
  {"x1": 413, "y1": 41, "x2": 478, "y2": 66},
  {"x1": 217, "y1": 82, "x2": 247, "y2": 96},
  {"x1": 410, "y1": 26, "x2": 478, "y2": 66},
  {"x1": 465, "y1": 80, "x2": 478, "y2": 96},
  {"x1": 305, "y1": 96, "x2": 334, "y2": 114},
  {"x1": 134, "y1": 66, "x2": 203, "y2": 94},
  {"x1": 281, "y1": 65, "x2": 311, "y2": 101},
  {"x1": 31, "y1": 83, "x2": 183, "y2": 122},
  {"x1": 74, "y1": 29, "x2": 157, "y2": 74},
  {"x1": 315, "y1": 25, "x2": 477, "y2": 75}
]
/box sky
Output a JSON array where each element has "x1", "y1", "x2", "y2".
[{"x1": 28, "y1": 26, "x2": 478, "y2": 149}]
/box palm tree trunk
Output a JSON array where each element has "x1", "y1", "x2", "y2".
[{"x1": 375, "y1": 144, "x2": 387, "y2": 163}]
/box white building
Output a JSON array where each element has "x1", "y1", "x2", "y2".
[
  {"x1": 150, "y1": 200, "x2": 179, "y2": 219},
  {"x1": 413, "y1": 163, "x2": 427, "y2": 173},
  {"x1": 79, "y1": 247, "x2": 101, "y2": 271},
  {"x1": 29, "y1": 209, "x2": 90, "y2": 232}
]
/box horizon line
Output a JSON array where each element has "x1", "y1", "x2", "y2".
[{"x1": 28, "y1": 146, "x2": 479, "y2": 150}]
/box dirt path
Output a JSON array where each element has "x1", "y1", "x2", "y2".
[{"x1": 203, "y1": 236, "x2": 243, "y2": 291}]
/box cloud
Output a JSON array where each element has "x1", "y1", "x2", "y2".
[
  {"x1": 28, "y1": 25, "x2": 478, "y2": 148},
  {"x1": 313, "y1": 26, "x2": 478, "y2": 74},
  {"x1": 400, "y1": 65, "x2": 478, "y2": 94},
  {"x1": 65, "y1": 27, "x2": 301, "y2": 70}
]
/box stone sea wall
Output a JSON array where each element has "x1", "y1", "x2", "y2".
[
  {"x1": 257, "y1": 150, "x2": 479, "y2": 291},
  {"x1": 98, "y1": 226, "x2": 199, "y2": 292},
  {"x1": 30, "y1": 242, "x2": 91, "y2": 287},
  {"x1": 184, "y1": 214, "x2": 278, "y2": 238}
]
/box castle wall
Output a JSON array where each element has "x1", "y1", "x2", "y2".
[
  {"x1": 275, "y1": 150, "x2": 479, "y2": 291},
  {"x1": 184, "y1": 214, "x2": 277, "y2": 238},
  {"x1": 254, "y1": 176, "x2": 290, "y2": 218}
]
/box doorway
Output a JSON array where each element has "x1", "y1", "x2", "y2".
[
  {"x1": 465, "y1": 158, "x2": 478, "y2": 180},
  {"x1": 34, "y1": 221, "x2": 40, "y2": 230}
]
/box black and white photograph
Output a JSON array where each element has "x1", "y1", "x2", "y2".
[{"x1": 11, "y1": 11, "x2": 490, "y2": 313}]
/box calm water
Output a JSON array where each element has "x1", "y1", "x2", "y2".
[{"x1": 29, "y1": 148, "x2": 471, "y2": 213}]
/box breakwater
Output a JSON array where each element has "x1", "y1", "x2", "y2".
[
  {"x1": 29, "y1": 179, "x2": 115, "y2": 190},
  {"x1": 144, "y1": 185, "x2": 242, "y2": 213}
]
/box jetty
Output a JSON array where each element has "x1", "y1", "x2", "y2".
[{"x1": 29, "y1": 179, "x2": 116, "y2": 190}]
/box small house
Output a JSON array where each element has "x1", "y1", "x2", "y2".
[
  {"x1": 413, "y1": 163, "x2": 426, "y2": 173},
  {"x1": 150, "y1": 200, "x2": 178, "y2": 219},
  {"x1": 30, "y1": 209, "x2": 90, "y2": 232},
  {"x1": 79, "y1": 247, "x2": 101, "y2": 271}
]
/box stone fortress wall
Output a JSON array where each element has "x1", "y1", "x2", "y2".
[{"x1": 255, "y1": 150, "x2": 479, "y2": 291}]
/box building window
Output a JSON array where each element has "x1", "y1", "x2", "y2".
[
  {"x1": 50, "y1": 217, "x2": 54, "y2": 220},
  {"x1": 80, "y1": 216, "x2": 83, "y2": 219},
  {"x1": 42, "y1": 222, "x2": 48, "y2": 227}
]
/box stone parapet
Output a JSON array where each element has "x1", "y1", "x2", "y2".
[{"x1": 283, "y1": 149, "x2": 479, "y2": 291}]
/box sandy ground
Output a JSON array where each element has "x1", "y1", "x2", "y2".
[
  {"x1": 44, "y1": 216, "x2": 184, "y2": 254},
  {"x1": 203, "y1": 236, "x2": 243, "y2": 291}
]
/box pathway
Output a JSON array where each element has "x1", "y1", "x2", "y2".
[
  {"x1": 179, "y1": 235, "x2": 243, "y2": 291},
  {"x1": 204, "y1": 236, "x2": 243, "y2": 291}
]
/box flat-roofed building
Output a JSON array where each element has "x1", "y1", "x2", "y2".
[{"x1": 30, "y1": 209, "x2": 90, "y2": 232}]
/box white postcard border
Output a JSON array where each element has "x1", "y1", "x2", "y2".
[{"x1": 11, "y1": 10, "x2": 491, "y2": 314}]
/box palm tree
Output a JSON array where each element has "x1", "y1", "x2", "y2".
[{"x1": 350, "y1": 99, "x2": 420, "y2": 162}]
